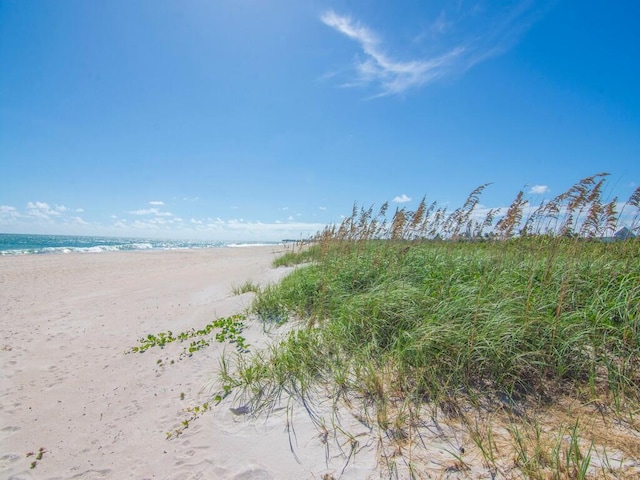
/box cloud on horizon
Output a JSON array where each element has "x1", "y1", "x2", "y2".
[
  {"x1": 0, "y1": 201, "x2": 89, "y2": 228},
  {"x1": 129, "y1": 208, "x2": 173, "y2": 217},
  {"x1": 26, "y1": 201, "x2": 66, "y2": 220},
  {"x1": 0, "y1": 201, "x2": 327, "y2": 241},
  {"x1": 0, "y1": 205, "x2": 21, "y2": 222}
]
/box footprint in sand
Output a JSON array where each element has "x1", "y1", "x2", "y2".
[
  {"x1": 70, "y1": 468, "x2": 113, "y2": 479},
  {"x1": 1, "y1": 426, "x2": 20, "y2": 445},
  {"x1": 232, "y1": 467, "x2": 273, "y2": 480},
  {"x1": 0, "y1": 453, "x2": 21, "y2": 465}
]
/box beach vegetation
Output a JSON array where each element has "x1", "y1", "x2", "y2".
[
  {"x1": 127, "y1": 313, "x2": 249, "y2": 357},
  {"x1": 220, "y1": 173, "x2": 640, "y2": 478},
  {"x1": 127, "y1": 315, "x2": 254, "y2": 439},
  {"x1": 272, "y1": 246, "x2": 318, "y2": 267},
  {"x1": 232, "y1": 280, "x2": 261, "y2": 295},
  {"x1": 26, "y1": 447, "x2": 46, "y2": 470}
]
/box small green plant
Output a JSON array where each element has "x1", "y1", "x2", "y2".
[
  {"x1": 166, "y1": 401, "x2": 212, "y2": 439},
  {"x1": 232, "y1": 280, "x2": 261, "y2": 295},
  {"x1": 212, "y1": 383, "x2": 235, "y2": 404},
  {"x1": 26, "y1": 447, "x2": 46, "y2": 469}
]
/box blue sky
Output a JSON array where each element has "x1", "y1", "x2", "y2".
[{"x1": 1, "y1": 0, "x2": 639, "y2": 241}]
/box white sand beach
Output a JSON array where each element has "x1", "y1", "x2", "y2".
[{"x1": 0, "y1": 247, "x2": 379, "y2": 479}]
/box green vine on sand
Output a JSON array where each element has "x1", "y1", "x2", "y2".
[
  {"x1": 127, "y1": 313, "x2": 249, "y2": 357},
  {"x1": 165, "y1": 383, "x2": 240, "y2": 439},
  {"x1": 166, "y1": 401, "x2": 211, "y2": 439},
  {"x1": 128, "y1": 314, "x2": 249, "y2": 439}
]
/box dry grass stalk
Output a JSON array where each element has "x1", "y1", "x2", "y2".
[
  {"x1": 315, "y1": 172, "x2": 637, "y2": 246},
  {"x1": 495, "y1": 190, "x2": 527, "y2": 239}
]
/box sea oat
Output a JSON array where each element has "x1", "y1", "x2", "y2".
[{"x1": 496, "y1": 191, "x2": 527, "y2": 239}]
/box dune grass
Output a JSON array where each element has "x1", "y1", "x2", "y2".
[
  {"x1": 249, "y1": 239, "x2": 639, "y2": 407},
  {"x1": 220, "y1": 173, "x2": 640, "y2": 478},
  {"x1": 231, "y1": 279, "x2": 261, "y2": 296}
]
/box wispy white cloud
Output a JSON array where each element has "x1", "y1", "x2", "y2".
[
  {"x1": 529, "y1": 185, "x2": 550, "y2": 194},
  {"x1": 430, "y1": 10, "x2": 451, "y2": 35},
  {"x1": 67, "y1": 216, "x2": 88, "y2": 225},
  {"x1": 129, "y1": 208, "x2": 173, "y2": 217},
  {"x1": 321, "y1": 2, "x2": 550, "y2": 96},
  {"x1": 149, "y1": 200, "x2": 165, "y2": 206},
  {"x1": 393, "y1": 194, "x2": 412, "y2": 203},
  {"x1": 321, "y1": 10, "x2": 464, "y2": 97},
  {"x1": 317, "y1": 70, "x2": 340, "y2": 82}
]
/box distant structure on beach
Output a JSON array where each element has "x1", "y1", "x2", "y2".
[
  {"x1": 282, "y1": 238, "x2": 311, "y2": 245},
  {"x1": 614, "y1": 227, "x2": 636, "y2": 240},
  {"x1": 600, "y1": 227, "x2": 636, "y2": 243}
]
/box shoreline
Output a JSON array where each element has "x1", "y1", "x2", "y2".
[
  {"x1": 1, "y1": 246, "x2": 356, "y2": 479},
  {"x1": 0, "y1": 232, "x2": 286, "y2": 256}
]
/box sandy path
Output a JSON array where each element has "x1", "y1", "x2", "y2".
[{"x1": 0, "y1": 247, "x2": 377, "y2": 480}]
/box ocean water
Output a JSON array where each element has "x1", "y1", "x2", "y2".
[{"x1": 0, "y1": 233, "x2": 278, "y2": 256}]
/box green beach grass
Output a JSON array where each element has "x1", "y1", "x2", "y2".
[{"x1": 220, "y1": 173, "x2": 640, "y2": 478}]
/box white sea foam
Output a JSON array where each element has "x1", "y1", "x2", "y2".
[
  {"x1": 0, "y1": 234, "x2": 280, "y2": 255},
  {"x1": 227, "y1": 242, "x2": 277, "y2": 248}
]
